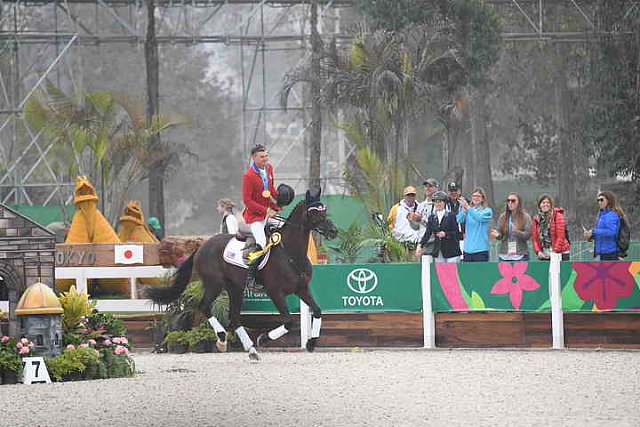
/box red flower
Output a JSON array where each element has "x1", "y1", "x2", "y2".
[
  {"x1": 491, "y1": 262, "x2": 540, "y2": 310},
  {"x1": 572, "y1": 262, "x2": 634, "y2": 310}
]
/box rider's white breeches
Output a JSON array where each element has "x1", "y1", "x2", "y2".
[{"x1": 250, "y1": 220, "x2": 267, "y2": 247}]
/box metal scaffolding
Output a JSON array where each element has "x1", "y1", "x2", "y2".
[{"x1": 0, "y1": 0, "x2": 637, "y2": 206}]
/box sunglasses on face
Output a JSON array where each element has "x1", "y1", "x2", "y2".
[
  {"x1": 506, "y1": 199, "x2": 517, "y2": 203},
  {"x1": 597, "y1": 198, "x2": 605, "y2": 202}
]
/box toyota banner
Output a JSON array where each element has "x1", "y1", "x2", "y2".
[{"x1": 308, "y1": 264, "x2": 423, "y2": 313}]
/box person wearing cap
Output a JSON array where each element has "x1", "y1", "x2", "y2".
[
  {"x1": 416, "y1": 191, "x2": 461, "y2": 263},
  {"x1": 456, "y1": 187, "x2": 493, "y2": 262},
  {"x1": 391, "y1": 186, "x2": 424, "y2": 245},
  {"x1": 217, "y1": 198, "x2": 239, "y2": 235},
  {"x1": 147, "y1": 216, "x2": 163, "y2": 240},
  {"x1": 242, "y1": 144, "x2": 282, "y2": 290},
  {"x1": 417, "y1": 178, "x2": 439, "y2": 220}
]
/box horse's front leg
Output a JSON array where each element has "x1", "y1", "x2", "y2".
[
  {"x1": 228, "y1": 286, "x2": 260, "y2": 361},
  {"x1": 296, "y1": 286, "x2": 322, "y2": 352},
  {"x1": 256, "y1": 291, "x2": 294, "y2": 348}
]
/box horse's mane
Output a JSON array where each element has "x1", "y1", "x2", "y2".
[{"x1": 282, "y1": 200, "x2": 307, "y2": 229}]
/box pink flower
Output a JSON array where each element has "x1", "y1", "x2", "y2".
[
  {"x1": 491, "y1": 262, "x2": 541, "y2": 310},
  {"x1": 572, "y1": 262, "x2": 634, "y2": 310},
  {"x1": 16, "y1": 342, "x2": 23, "y2": 348},
  {"x1": 18, "y1": 346, "x2": 30, "y2": 355},
  {"x1": 113, "y1": 337, "x2": 122, "y2": 344},
  {"x1": 80, "y1": 343, "x2": 89, "y2": 348},
  {"x1": 88, "y1": 339, "x2": 97, "y2": 346},
  {"x1": 103, "y1": 339, "x2": 112, "y2": 346},
  {"x1": 66, "y1": 344, "x2": 75, "y2": 350},
  {"x1": 119, "y1": 337, "x2": 128, "y2": 345},
  {"x1": 114, "y1": 345, "x2": 129, "y2": 355},
  {"x1": 20, "y1": 338, "x2": 30, "y2": 345},
  {"x1": 1, "y1": 336, "x2": 9, "y2": 343}
]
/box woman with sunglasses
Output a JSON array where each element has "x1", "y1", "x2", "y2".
[
  {"x1": 490, "y1": 193, "x2": 532, "y2": 261},
  {"x1": 583, "y1": 191, "x2": 624, "y2": 261},
  {"x1": 531, "y1": 194, "x2": 570, "y2": 261}
]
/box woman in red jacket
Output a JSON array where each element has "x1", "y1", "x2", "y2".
[
  {"x1": 531, "y1": 194, "x2": 570, "y2": 261},
  {"x1": 241, "y1": 145, "x2": 281, "y2": 289}
]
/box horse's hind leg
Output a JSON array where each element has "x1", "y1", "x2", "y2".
[
  {"x1": 227, "y1": 285, "x2": 260, "y2": 361},
  {"x1": 201, "y1": 279, "x2": 228, "y2": 352},
  {"x1": 295, "y1": 287, "x2": 322, "y2": 352},
  {"x1": 256, "y1": 292, "x2": 295, "y2": 348}
]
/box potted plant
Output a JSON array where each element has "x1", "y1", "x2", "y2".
[
  {"x1": 163, "y1": 330, "x2": 189, "y2": 354},
  {"x1": 0, "y1": 348, "x2": 22, "y2": 385},
  {"x1": 186, "y1": 326, "x2": 218, "y2": 353}
]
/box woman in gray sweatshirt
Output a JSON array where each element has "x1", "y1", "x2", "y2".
[{"x1": 490, "y1": 193, "x2": 532, "y2": 261}]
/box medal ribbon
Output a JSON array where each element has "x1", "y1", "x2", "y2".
[{"x1": 252, "y1": 161, "x2": 269, "y2": 195}]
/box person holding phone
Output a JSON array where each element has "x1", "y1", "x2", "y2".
[{"x1": 457, "y1": 187, "x2": 493, "y2": 262}]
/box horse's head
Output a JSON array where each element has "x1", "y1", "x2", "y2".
[{"x1": 305, "y1": 188, "x2": 338, "y2": 240}]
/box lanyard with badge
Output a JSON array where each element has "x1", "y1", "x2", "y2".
[{"x1": 507, "y1": 215, "x2": 517, "y2": 254}]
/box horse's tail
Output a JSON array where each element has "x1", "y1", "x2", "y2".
[{"x1": 145, "y1": 253, "x2": 195, "y2": 304}]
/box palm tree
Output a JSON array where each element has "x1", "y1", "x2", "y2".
[
  {"x1": 23, "y1": 81, "x2": 189, "y2": 223},
  {"x1": 282, "y1": 22, "x2": 466, "y2": 178}
]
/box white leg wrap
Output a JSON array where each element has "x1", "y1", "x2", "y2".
[
  {"x1": 311, "y1": 317, "x2": 322, "y2": 339},
  {"x1": 235, "y1": 326, "x2": 254, "y2": 351},
  {"x1": 208, "y1": 316, "x2": 226, "y2": 334},
  {"x1": 268, "y1": 325, "x2": 289, "y2": 340}
]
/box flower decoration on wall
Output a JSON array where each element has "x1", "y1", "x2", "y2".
[
  {"x1": 491, "y1": 262, "x2": 540, "y2": 310},
  {"x1": 572, "y1": 262, "x2": 634, "y2": 310}
]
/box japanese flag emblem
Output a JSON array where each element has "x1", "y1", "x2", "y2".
[{"x1": 114, "y1": 245, "x2": 144, "y2": 264}]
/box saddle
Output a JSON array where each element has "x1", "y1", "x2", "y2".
[{"x1": 222, "y1": 220, "x2": 284, "y2": 270}]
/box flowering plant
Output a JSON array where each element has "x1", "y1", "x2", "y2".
[{"x1": 0, "y1": 335, "x2": 34, "y2": 356}]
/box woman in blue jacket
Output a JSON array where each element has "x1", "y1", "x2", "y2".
[
  {"x1": 457, "y1": 187, "x2": 493, "y2": 262},
  {"x1": 583, "y1": 191, "x2": 623, "y2": 261}
]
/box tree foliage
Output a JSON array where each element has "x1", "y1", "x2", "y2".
[{"x1": 24, "y1": 82, "x2": 189, "y2": 222}]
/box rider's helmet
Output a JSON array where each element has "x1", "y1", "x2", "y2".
[
  {"x1": 276, "y1": 183, "x2": 295, "y2": 206},
  {"x1": 431, "y1": 191, "x2": 448, "y2": 202}
]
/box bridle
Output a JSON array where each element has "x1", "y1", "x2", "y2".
[{"x1": 275, "y1": 204, "x2": 334, "y2": 237}]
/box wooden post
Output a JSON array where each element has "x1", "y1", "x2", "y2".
[
  {"x1": 421, "y1": 255, "x2": 435, "y2": 349},
  {"x1": 549, "y1": 252, "x2": 565, "y2": 349}
]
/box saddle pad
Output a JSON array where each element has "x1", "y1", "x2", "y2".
[{"x1": 223, "y1": 238, "x2": 270, "y2": 270}]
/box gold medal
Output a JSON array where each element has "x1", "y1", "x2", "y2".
[{"x1": 262, "y1": 190, "x2": 271, "y2": 198}]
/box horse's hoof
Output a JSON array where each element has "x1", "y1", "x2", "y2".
[
  {"x1": 305, "y1": 338, "x2": 317, "y2": 352},
  {"x1": 248, "y1": 347, "x2": 261, "y2": 362},
  {"x1": 256, "y1": 333, "x2": 270, "y2": 348},
  {"x1": 216, "y1": 340, "x2": 228, "y2": 353}
]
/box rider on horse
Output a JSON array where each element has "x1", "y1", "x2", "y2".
[{"x1": 242, "y1": 144, "x2": 281, "y2": 290}]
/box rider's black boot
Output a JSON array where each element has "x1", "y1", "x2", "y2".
[{"x1": 245, "y1": 244, "x2": 264, "y2": 291}]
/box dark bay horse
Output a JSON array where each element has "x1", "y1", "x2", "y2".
[{"x1": 147, "y1": 188, "x2": 337, "y2": 360}]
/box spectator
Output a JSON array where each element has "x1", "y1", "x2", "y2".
[
  {"x1": 583, "y1": 191, "x2": 625, "y2": 261},
  {"x1": 417, "y1": 178, "x2": 439, "y2": 254},
  {"x1": 445, "y1": 181, "x2": 464, "y2": 254},
  {"x1": 217, "y1": 198, "x2": 239, "y2": 235},
  {"x1": 391, "y1": 186, "x2": 424, "y2": 246},
  {"x1": 490, "y1": 193, "x2": 532, "y2": 261},
  {"x1": 531, "y1": 194, "x2": 570, "y2": 261},
  {"x1": 457, "y1": 187, "x2": 493, "y2": 262},
  {"x1": 147, "y1": 216, "x2": 163, "y2": 240},
  {"x1": 416, "y1": 191, "x2": 461, "y2": 263},
  {"x1": 417, "y1": 178, "x2": 439, "y2": 220}
]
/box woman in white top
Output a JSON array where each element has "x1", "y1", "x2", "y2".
[{"x1": 217, "y1": 198, "x2": 238, "y2": 235}]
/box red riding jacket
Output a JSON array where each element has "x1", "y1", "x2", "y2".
[
  {"x1": 531, "y1": 207, "x2": 570, "y2": 254},
  {"x1": 242, "y1": 162, "x2": 280, "y2": 224}
]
